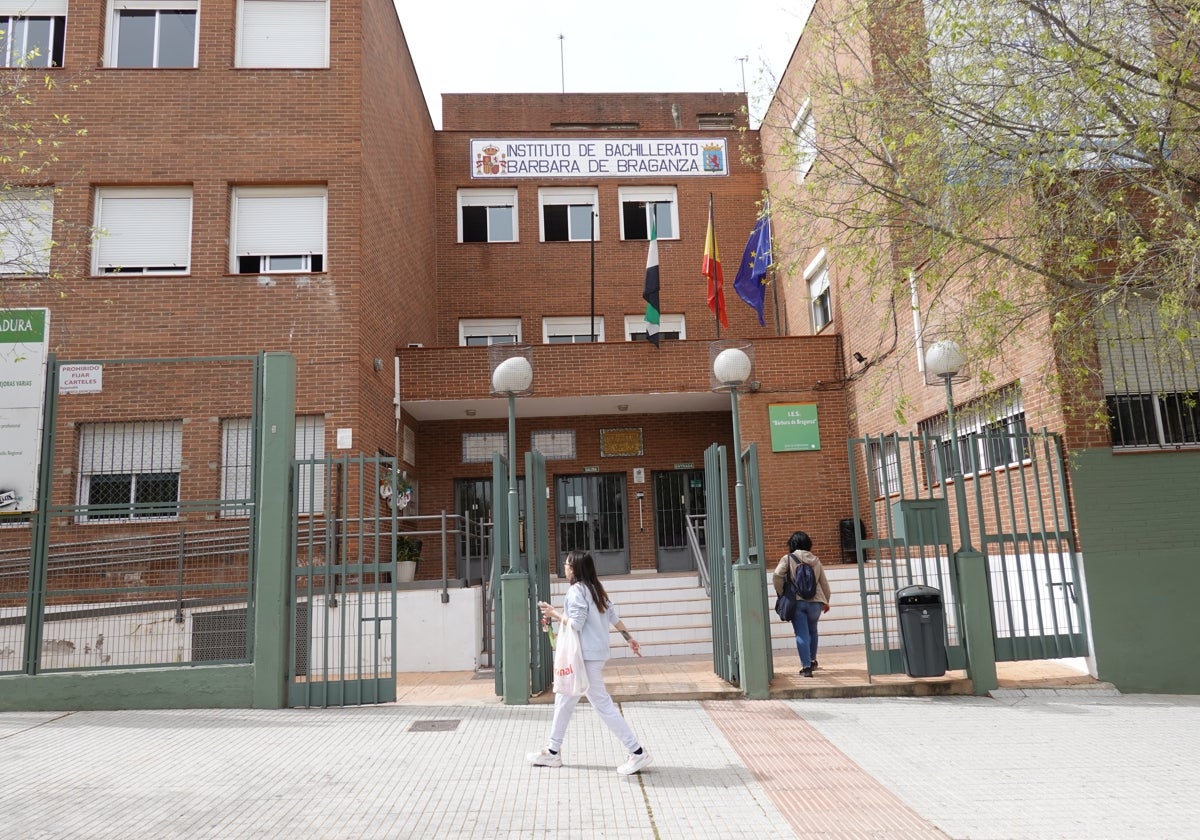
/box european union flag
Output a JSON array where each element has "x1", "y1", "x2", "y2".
[{"x1": 733, "y1": 214, "x2": 771, "y2": 327}]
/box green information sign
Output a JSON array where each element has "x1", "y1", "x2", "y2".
[{"x1": 768, "y1": 404, "x2": 820, "y2": 451}]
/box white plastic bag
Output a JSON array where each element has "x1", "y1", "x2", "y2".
[{"x1": 553, "y1": 618, "x2": 590, "y2": 697}]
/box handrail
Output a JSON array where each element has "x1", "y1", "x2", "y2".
[{"x1": 686, "y1": 513, "x2": 710, "y2": 596}]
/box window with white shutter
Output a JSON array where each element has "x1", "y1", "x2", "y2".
[
  {"x1": 221, "y1": 415, "x2": 325, "y2": 515},
  {"x1": 1, "y1": 1, "x2": 67, "y2": 67},
  {"x1": 0, "y1": 188, "x2": 54, "y2": 275},
  {"x1": 230, "y1": 186, "x2": 327, "y2": 274},
  {"x1": 236, "y1": 0, "x2": 328, "y2": 69},
  {"x1": 93, "y1": 187, "x2": 192, "y2": 275},
  {"x1": 105, "y1": 1, "x2": 198, "y2": 68},
  {"x1": 77, "y1": 421, "x2": 183, "y2": 521}
]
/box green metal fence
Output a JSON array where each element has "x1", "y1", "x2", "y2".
[
  {"x1": 704, "y1": 442, "x2": 737, "y2": 684},
  {"x1": 1, "y1": 355, "x2": 263, "y2": 677}
]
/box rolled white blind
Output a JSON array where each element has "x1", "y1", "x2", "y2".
[
  {"x1": 1099, "y1": 301, "x2": 1200, "y2": 394},
  {"x1": 94, "y1": 189, "x2": 192, "y2": 270},
  {"x1": 0, "y1": 1, "x2": 69, "y2": 14},
  {"x1": 233, "y1": 189, "x2": 326, "y2": 256},
  {"x1": 79, "y1": 421, "x2": 183, "y2": 474},
  {"x1": 0, "y1": 191, "x2": 53, "y2": 275},
  {"x1": 238, "y1": 0, "x2": 328, "y2": 68}
]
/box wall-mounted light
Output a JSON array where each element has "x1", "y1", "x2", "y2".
[
  {"x1": 853, "y1": 352, "x2": 867, "y2": 364},
  {"x1": 465, "y1": 409, "x2": 477, "y2": 416},
  {"x1": 617, "y1": 404, "x2": 629, "y2": 412},
  {"x1": 373, "y1": 357, "x2": 384, "y2": 371}
]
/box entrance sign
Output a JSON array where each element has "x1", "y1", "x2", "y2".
[
  {"x1": 769, "y1": 404, "x2": 821, "y2": 451},
  {"x1": 471, "y1": 138, "x2": 728, "y2": 178},
  {"x1": 0, "y1": 308, "x2": 49, "y2": 514}
]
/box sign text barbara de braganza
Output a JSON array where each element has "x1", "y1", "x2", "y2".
[{"x1": 471, "y1": 138, "x2": 728, "y2": 178}]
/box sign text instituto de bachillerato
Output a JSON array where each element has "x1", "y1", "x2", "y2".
[{"x1": 471, "y1": 138, "x2": 728, "y2": 178}]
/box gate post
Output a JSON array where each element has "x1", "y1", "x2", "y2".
[
  {"x1": 500, "y1": 572, "x2": 531, "y2": 704},
  {"x1": 251, "y1": 352, "x2": 296, "y2": 709},
  {"x1": 732, "y1": 564, "x2": 770, "y2": 698},
  {"x1": 955, "y1": 550, "x2": 998, "y2": 695}
]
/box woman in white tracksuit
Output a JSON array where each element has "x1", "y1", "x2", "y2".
[{"x1": 527, "y1": 550, "x2": 653, "y2": 775}]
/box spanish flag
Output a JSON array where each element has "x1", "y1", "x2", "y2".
[{"x1": 702, "y1": 195, "x2": 728, "y2": 329}]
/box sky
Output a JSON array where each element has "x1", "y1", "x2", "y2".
[{"x1": 395, "y1": 1, "x2": 812, "y2": 129}]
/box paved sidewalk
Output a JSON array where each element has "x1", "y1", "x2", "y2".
[{"x1": 3, "y1": 688, "x2": 1198, "y2": 839}]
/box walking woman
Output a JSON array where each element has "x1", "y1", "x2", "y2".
[
  {"x1": 527, "y1": 550, "x2": 653, "y2": 775},
  {"x1": 773, "y1": 530, "x2": 831, "y2": 677}
]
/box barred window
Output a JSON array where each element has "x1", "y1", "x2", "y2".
[
  {"x1": 1098, "y1": 301, "x2": 1200, "y2": 450},
  {"x1": 77, "y1": 421, "x2": 182, "y2": 521},
  {"x1": 868, "y1": 436, "x2": 901, "y2": 496},
  {"x1": 919, "y1": 384, "x2": 1028, "y2": 484},
  {"x1": 221, "y1": 415, "x2": 325, "y2": 516},
  {"x1": 463, "y1": 432, "x2": 506, "y2": 464}
]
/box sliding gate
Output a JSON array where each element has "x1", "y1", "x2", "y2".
[{"x1": 849, "y1": 430, "x2": 1089, "y2": 677}]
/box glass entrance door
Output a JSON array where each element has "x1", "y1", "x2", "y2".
[
  {"x1": 555, "y1": 473, "x2": 629, "y2": 576},
  {"x1": 653, "y1": 469, "x2": 706, "y2": 572}
]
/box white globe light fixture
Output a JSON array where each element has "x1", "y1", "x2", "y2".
[
  {"x1": 713, "y1": 348, "x2": 753, "y2": 388},
  {"x1": 491, "y1": 356, "x2": 534, "y2": 394},
  {"x1": 925, "y1": 339, "x2": 966, "y2": 380}
]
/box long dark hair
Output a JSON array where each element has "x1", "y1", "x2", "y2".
[{"x1": 566, "y1": 550, "x2": 609, "y2": 613}]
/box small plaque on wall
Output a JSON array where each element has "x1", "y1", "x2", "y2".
[{"x1": 600, "y1": 427, "x2": 643, "y2": 457}]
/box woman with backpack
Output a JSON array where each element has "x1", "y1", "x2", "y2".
[{"x1": 774, "y1": 530, "x2": 831, "y2": 677}]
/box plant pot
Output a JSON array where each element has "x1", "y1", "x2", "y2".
[{"x1": 396, "y1": 560, "x2": 417, "y2": 583}]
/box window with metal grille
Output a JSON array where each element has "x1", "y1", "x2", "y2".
[
  {"x1": 221, "y1": 415, "x2": 325, "y2": 516},
  {"x1": 77, "y1": 420, "x2": 182, "y2": 521},
  {"x1": 1098, "y1": 301, "x2": 1200, "y2": 450},
  {"x1": 463, "y1": 432, "x2": 506, "y2": 464},
  {"x1": 919, "y1": 384, "x2": 1028, "y2": 484},
  {"x1": 867, "y1": 437, "x2": 901, "y2": 496},
  {"x1": 532, "y1": 430, "x2": 575, "y2": 460}
]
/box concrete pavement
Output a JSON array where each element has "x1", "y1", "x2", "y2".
[{"x1": 3, "y1": 684, "x2": 1198, "y2": 839}]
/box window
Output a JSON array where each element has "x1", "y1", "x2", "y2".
[
  {"x1": 543, "y1": 316, "x2": 603, "y2": 344},
  {"x1": 532, "y1": 430, "x2": 575, "y2": 460},
  {"x1": 624, "y1": 313, "x2": 684, "y2": 342},
  {"x1": 459, "y1": 318, "x2": 521, "y2": 347},
  {"x1": 792, "y1": 100, "x2": 817, "y2": 181},
  {"x1": 0, "y1": 188, "x2": 54, "y2": 276},
  {"x1": 458, "y1": 188, "x2": 516, "y2": 243},
  {"x1": 919, "y1": 385, "x2": 1029, "y2": 484},
  {"x1": 93, "y1": 187, "x2": 192, "y2": 275},
  {"x1": 698, "y1": 114, "x2": 735, "y2": 130},
  {"x1": 107, "y1": 1, "x2": 198, "y2": 68},
  {"x1": 1098, "y1": 301, "x2": 1200, "y2": 449},
  {"x1": 868, "y1": 437, "x2": 901, "y2": 496},
  {"x1": 220, "y1": 415, "x2": 325, "y2": 516},
  {"x1": 77, "y1": 421, "x2": 182, "y2": 521},
  {"x1": 237, "y1": 0, "x2": 328, "y2": 68},
  {"x1": 230, "y1": 186, "x2": 326, "y2": 274},
  {"x1": 618, "y1": 186, "x2": 678, "y2": 240},
  {"x1": 463, "y1": 432, "x2": 506, "y2": 464},
  {"x1": 1, "y1": 3, "x2": 67, "y2": 67},
  {"x1": 539, "y1": 187, "x2": 597, "y2": 242},
  {"x1": 807, "y1": 257, "x2": 831, "y2": 332}
]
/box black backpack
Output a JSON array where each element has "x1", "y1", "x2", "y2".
[{"x1": 793, "y1": 554, "x2": 818, "y2": 600}]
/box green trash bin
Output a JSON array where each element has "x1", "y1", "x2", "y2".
[{"x1": 897, "y1": 585, "x2": 947, "y2": 677}]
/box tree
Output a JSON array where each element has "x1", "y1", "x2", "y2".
[
  {"x1": 0, "y1": 40, "x2": 87, "y2": 302},
  {"x1": 760, "y1": 0, "x2": 1200, "y2": 413}
]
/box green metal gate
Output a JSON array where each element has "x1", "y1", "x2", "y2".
[
  {"x1": 288, "y1": 455, "x2": 398, "y2": 707},
  {"x1": 849, "y1": 430, "x2": 1089, "y2": 677},
  {"x1": 704, "y1": 443, "x2": 737, "y2": 684}
]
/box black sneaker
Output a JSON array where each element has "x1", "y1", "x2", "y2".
[
  {"x1": 811, "y1": 659, "x2": 819, "y2": 670},
  {"x1": 801, "y1": 667, "x2": 813, "y2": 677}
]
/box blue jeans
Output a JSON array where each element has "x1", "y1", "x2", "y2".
[{"x1": 789, "y1": 600, "x2": 823, "y2": 668}]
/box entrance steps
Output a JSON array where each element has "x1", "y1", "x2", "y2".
[{"x1": 549, "y1": 566, "x2": 865, "y2": 660}]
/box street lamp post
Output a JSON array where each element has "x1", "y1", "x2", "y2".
[
  {"x1": 710, "y1": 342, "x2": 770, "y2": 698},
  {"x1": 490, "y1": 348, "x2": 534, "y2": 705},
  {"x1": 923, "y1": 339, "x2": 996, "y2": 694}
]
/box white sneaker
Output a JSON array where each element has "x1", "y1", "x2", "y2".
[
  {"x1": 616, "y1": 750, "x2": 652, "y2": 775},
  {"x1": 527, "y1": 748, "x2": 562, "y2": 768}
]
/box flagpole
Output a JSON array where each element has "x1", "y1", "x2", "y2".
[
  {"x1": 590, "y1": 209, "x2": 596, "y2": 342},
  {"x1": 765, "y1": 196, "x2": 782, "y2": 336},
  {"x1": 710, "y1": 193, "x2": 720, "y2": 338}
]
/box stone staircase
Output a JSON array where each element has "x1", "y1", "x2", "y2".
[{"x1": 548, "y1": 566, "x2": 866, "y2": 660}]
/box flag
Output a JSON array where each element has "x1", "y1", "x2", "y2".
[
  {"x1": 702, "y1": 196, "x2": 728, "y2": 329},
  {"x1": 642, "y1": 209, "x2": 660, "y2": 347},
  {"x1": 733, "y1": 212, "x2": 772, "y2": 327}
]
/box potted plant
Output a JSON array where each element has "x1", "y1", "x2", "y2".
[{"x1": 394, "y1": 533, "x2": 421, "y2": 582}]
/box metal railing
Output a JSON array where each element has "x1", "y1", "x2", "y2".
[{"x1": 686, "y1": 513, "x2": 710, "y2": 596}]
